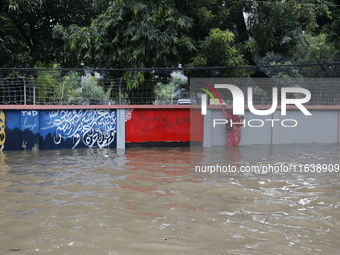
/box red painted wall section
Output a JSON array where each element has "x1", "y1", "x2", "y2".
[{"x1": 125, "y1": 109, "x2": 203, "y2": 143}]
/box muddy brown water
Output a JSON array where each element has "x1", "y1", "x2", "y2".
[{"x1": 0, "y1": 144, "x2": 340, "y2": 254}]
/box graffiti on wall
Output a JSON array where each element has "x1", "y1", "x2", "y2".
[
  {"x1": 21, "y1": 110, "x2": 39, "y2": 132},
  {"x1": 41, "y1": 109, "x2": 117, "y2": 149},
  {"x1": 125, "y1": 109, "x2": 133, "y2": 122},
  {"x1": 21, "y1": 110, "x2": 40, "y2": 150},
  {"x1": 136, "y1": 111, "x2": 189, "y2": 134},
  {"x1": 0, "y1": 110, "x2": 5, "y2": 149}
]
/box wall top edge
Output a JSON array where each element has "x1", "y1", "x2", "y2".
[
  {"x1": 0, "y1": 105, "x2": 193, "y2": 110},
  {"x1": 0, "y1": 105, "x2": 340, "y2": 110}
]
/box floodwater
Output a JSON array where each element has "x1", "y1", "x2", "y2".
[{"x1": 0, "y1": 144, "x2": 340, "y2": 255}]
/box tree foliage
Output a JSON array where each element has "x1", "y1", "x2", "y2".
[
  {"x1": 245, "y1": 1, "x2": 330, "y2": 58},
  {"x1": 0, "y1": 0, "x2": 110, "y2": 67},
  {"x1": 53, "y1": 0, "x2": 195, "y2": 69},
  {"x1": 0, "y1": 14, "x2": 31, "y2": 67},
  {"x1": 155, "y1": 76, "x2": 188, "y2": 100},
  {"x1": 1, "y1": 0, "x2": 340, "y2": 80},
  {"x1": 186, "y1": 28, "x2": 249, "y2": 77},
  {"x1": 257, "y1": 32, "x2": 340, "y2": 78}
]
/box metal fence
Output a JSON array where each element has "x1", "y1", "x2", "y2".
[
  {"x1": 0, "y1": 69, "x2": 182, "y2": 105},
  {"x1": 1, "y1": 67, "x2": 340, "y2": 105}
]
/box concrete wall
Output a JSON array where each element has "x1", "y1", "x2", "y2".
[
  {"x1": 0, "y1": 105, "x2": 338, "y2": 150},
  {"x1": 125, "y1": 108, "x2": 203, "y2": 144},
  {"x1": 204, "y1": 108, "x2": 340, "y2": 146},
  {"x1": 2, "y1": 108, "x2": 119, "y2": 150},
  {"x1": 0, "y1": 106, "x2": 203, "y2": 150}
]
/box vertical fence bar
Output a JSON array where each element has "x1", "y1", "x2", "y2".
[
  {"x1": 119, "y1": 77, "x2": 122, "y2": 105},
  {"x1": 32, "y1": 77, "x2": 36, "y2": 105},
  {"x1": 61, "y1": 81, "x2": 65, "y2": 105},
  {"x1": 23, "y1": 76, "x2": 26, "y2": 105}
]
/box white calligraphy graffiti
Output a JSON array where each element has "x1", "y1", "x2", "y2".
[
  {"x1": 23, "y1": 117, "x2": 38, "y2": 131},
  {"x1": 125, "y1": 108, "x2": 133, "y2": 122},
  {"x1": 44, "y1": 109, "x2": 117, "y2": 148}
]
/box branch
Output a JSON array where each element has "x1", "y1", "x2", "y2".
[
  {"x1": 7, "y1": 14, "x2": 34, "y2": 52},
  {"x1": 28, "y1": 47, "x2": 43, "y2": 68}
]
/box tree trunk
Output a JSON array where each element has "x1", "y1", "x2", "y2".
[{"x1": 233, "y1": 9, "x2": 273, "y2": 94}]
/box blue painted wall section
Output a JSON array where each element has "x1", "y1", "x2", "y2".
[
  {"x1": 4, "y1": 110, "x2": 22, "y2": 150},
  {"x1": 39, "y1": 109, "x2": 117, "y2": 149},
  {"x1": 21, "y1": 110, "x2": 40, "y2": 150},
  {"x1": 1, "y1": 109, "x2": 117, "y2": 150}
]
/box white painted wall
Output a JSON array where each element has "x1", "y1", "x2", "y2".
[{"x1": 204, "y1": 109, "x2": 339, "y2": 146}]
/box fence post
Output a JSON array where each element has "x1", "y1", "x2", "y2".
[
  {"x1": 61, "y1": 80, "x2": 65, "y2": 105},
  {"x1": 32, "y1": 77, "x2": 36, "y2": 105},
  {"x1": 119, "y1": 77, "x2": 122, "y2": 105},
  {"x1": 23, "y1": 76, "x2": 26, "y2": 105}
]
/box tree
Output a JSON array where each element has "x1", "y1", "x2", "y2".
[
  {"x1": 0, "y1": 14, "x2": 31, "y2": 67},
  {"x1": 317, "y1": 0, "x2": 340, "y2": 49},
  {"x1": 294, "y1": 32, "x2": 339, "y2": 77},
  {"x1": 185, "y1": 28, "x2": 249, "y2": 78},
  {"x1": 256, "y1": 52, "x2": 303, "y2": 78},
  {"x1": 236, "y1": 1, "x2": 332, "y2": 78},
  {"x1": 0, "y1": 0, "x2": 110, "y2": 67},
  {"x1": 53, "y1": 0, "x2": 254, "y2": 86},
  {"x1": 53, "y1": 0, "x2": 195, "y2": 69},
  {"x1": 155, "y1": 76, "x2": 188, "y2": 101},
  {"x1": 54, "y1": 1, "x2": 332, "y2": 72},
  {"x1": 2, "y1": 0, "x2": 335, "y2": 77},
  {"x1": 257, "y1": 32, "x2": 340, "y2": 78}
]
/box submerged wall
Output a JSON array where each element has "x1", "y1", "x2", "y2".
[
  {"x1": 0, "y1": 105, "x2": 338, "y2": 150},
  {"x1": 204, "y1": 106, "x2": 340, "y2": 146},
  {"x1": 2, "y1": 108, "x2": 118, "y2": 150},
  {"x1": 125, "y1": 107, "x2": 203, "y2": 145},
  {"x1": 0, "y1": 105, "x2": 203, "y2": 150}
]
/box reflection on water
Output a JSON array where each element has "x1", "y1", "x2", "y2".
[
  {"x1": 0, "y1": 144, "x2": 340, "y2": 254},
  {"x1": 0, "y1": 152, "x2": 11, "y2": 195}
]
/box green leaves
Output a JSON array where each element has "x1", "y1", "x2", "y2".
[
  {"x1": 187, "y1": 28, "x2": 249, "y2": 77},
  {"x1": 70, "y1": 39, "x2": 77, "y2": 51},
  {"x1": 246, "y1": 0, "x2": 331, "y2": 59},
  {"x1": 1, "y1": 0, "x2": 109, "y2": 67},
  {"x1": 155, "y1": 77, "x2": 188, "y2": 100},
  {"x1": 53, "y1": 0, "x2": 194, "y2": 73},
  {"x1": 3, "y1": 0, "x2": 337, "y2": 82},
  {"x1": 124, "y1": 72, "x2": 144, "y2": 90}
]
